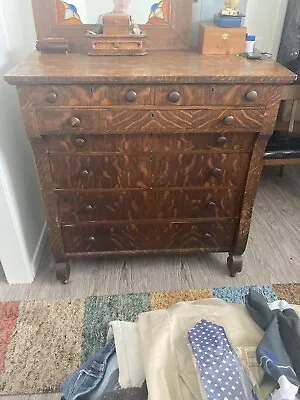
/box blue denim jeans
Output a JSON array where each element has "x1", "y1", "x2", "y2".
[{"x1": 61, "y1": 341, "x2": 120, "y2": 400}]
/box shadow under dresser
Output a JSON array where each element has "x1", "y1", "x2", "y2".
[{"x1": 5, "y1": 51, "x2": 295, "y2": 283}]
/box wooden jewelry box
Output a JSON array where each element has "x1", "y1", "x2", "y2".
[{"x1": 87, "y1": 14, "x2": 147, "y2": 56}]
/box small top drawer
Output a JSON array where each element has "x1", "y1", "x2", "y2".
[
  {"x1": 155, "y1": 85, "x2": 269, "y2": 106},
  {"x1": 19, "y1": 85, "x2": 153, "y2": 107}
]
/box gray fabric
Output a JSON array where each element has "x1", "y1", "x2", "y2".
[
  {"x1": 100, "y1": 382, "x2": 148, "y2": 400},
  {"x1": 246, "y1": 289, "x2": 299, "y2": 394}
]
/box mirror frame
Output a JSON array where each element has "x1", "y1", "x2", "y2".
[{"x1": 32, "y1": 0, "x2": 193, "y2": 52}]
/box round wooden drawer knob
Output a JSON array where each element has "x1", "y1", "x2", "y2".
[
  {"x1": 79, "y1": 169, "x2": 89, "y2": 177},
  {"x1": 211, "y1": 168, "x2": 222, "y2": 178},
  {"x1": 246, "y1": 90, "x2": 258, "y2": 102},
  {"x1": 168, "y1": 91, "x2": 180, "y2": 103},
  {"x1": 223, "y1": 116, "x2": 235, "y2": 126},
  {"x1": 46, "y1": 92, "x2": 57, "y2": 103},
  {"x1": 69, "y1": 117, "x2": 81, "y2": 128},
  {"x1": 217, "y1": 136, "x2": 228, "y2": 145},
  {"x1": 88, "y1": 236, "x2": 96, "y2": 242},
  {"x1": 75, "y1": 137, "x2": 86, "y2": 147},
  {"x1": 207, "y1": 201, "x2": 217, "y2": 208},
  {"x1": 126, "y1": 90, "x2": 137, "y2": 103},
  {"x1": 203, "y1": 233, "x2": 213, "y2": 240}
]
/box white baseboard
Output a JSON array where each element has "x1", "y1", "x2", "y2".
[{"x1": 31, "y1": 223, "x2": 49, "y2": 276}]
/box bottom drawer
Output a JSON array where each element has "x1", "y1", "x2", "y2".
[{"x1": 62, "y1": 221, "x2": 236, "y2": 253}]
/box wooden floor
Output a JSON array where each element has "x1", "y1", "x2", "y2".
[{"x1": 1, "y1": 165, "x2": 300, "y2": 400}]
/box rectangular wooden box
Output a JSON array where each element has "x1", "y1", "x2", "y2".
[
  {"x1": 199, "y1": 23, "x2": 246, "y2": 55},
  {"x1": 102, "y1": 14, "x2": 130, "y2": 36}
]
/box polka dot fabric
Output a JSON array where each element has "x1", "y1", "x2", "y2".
[{"x1": 188, "y1": 320, "x2": 246, "y2": 400}]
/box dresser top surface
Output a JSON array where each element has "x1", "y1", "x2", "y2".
[{"x1": 5, "y1": 51, "x2": 295, "y2": 85}]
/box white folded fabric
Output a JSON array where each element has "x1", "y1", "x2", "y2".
[{"x1": 107, "y1": 321, "x2": 145, "y2": 389}]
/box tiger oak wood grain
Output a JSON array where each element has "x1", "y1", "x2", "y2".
[
  {"x1": 30, "y1": 138, "x2": 65, "y2": 261},
  {"x1": 233, "y1": 86, "x2": 284, "y2": 256},
  {"x1": 5, "y1": 52, "x2": 295, "y2": 279},
  {"x1": 5, "y1": 52, "x2": 295, "y2": 85},
  {"x1": 49, "y1": 153, "x2": 250, "y2": 190},
  {"x1": 44, "y1": 132, "x2": 256, "y2": 154},
  {"x1": 18, "y1": 84, "x2": 269, "y2": 107},
  {"x1": 62, "y1": 221, "x2": 236, "y2": 253},
  {"x1": 37, "y1": 108, "x2": 265, "y2": 135},
  {"x1": 56, "y1": 188, "x2": 241, "y2": 223}
]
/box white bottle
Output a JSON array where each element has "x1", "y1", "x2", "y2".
[{"x1": 245, "y1": 34, "x2": 256, "y2": 53}]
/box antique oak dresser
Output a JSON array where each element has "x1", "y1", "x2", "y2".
[{"x1": 5, "y1": 52, "x2": 295, "y2": 282}]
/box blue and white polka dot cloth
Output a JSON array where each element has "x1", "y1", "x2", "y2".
[{"x1": 188, "y1": 320, "x2": 247, "y2": 400}]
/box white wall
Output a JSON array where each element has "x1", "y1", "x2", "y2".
[
  {"x1": 0, "y1": 0, "x2": 46, "y2": 283},
  {"x1": 245, "y1": 0, "x2": 288, "y2": 59}
]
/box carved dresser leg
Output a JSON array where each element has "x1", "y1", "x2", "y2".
[
  {"x1": 56, "y1": 260, "x2": 71, "y2": 284},
  {"x1": 227, "y1": 254, "x2": 243, "y2": 277}
]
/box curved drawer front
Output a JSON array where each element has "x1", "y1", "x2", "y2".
[
  {"x1": 44, "y1": 132, "x2": 256, "y2": 154},
  {"x1": 57, "y1": 188, "x2": 241, "y2": 223},
  {"x1": 62, "y1": 221, "x2": 236, "y2": 253},
  {"x1": 37, "y1": 108, "x2": 264, "y2": 134},
  {"x1": 155, "y1": 85, "x2": 269, "y2": 106},
  {"x1": 50, "y1": 153, "x2": 250, "y2": 189}
]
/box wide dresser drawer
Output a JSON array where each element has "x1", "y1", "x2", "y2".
[
  {"x1": 44, "y1": 132, "x2": 256, "y2": 154},
  {"x1": 62, "y1": 221, "x2": 236, "y2": 254},
  {"x1": 50, "y1": 153, "x2": 250, "y2": 189},
  {"x1": 37, "y1": 108, "x2": 264, "y2": 134},
  {"x1": 57, "y1": 188, "x2": 241, "y2": 223}
]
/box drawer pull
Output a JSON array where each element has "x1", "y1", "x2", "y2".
[
  {"x1": 246, "y1": 90, "x2": 258, "y2": 102},
  {"x1": 168, "y1": 91, "x2": 180, "y2": 103},
  {"x1": 217, "y1": 136, "x2": 228, "y2": 145},
  {"x1": 126, "y1": 90, "x2": 137, "y2": 103},
  {"x1": 69, "y1": 117, "x2": 81, "y2": 128},
  {"x1": 203, "y1": 233, "x2": 213, "y2": 240},
  {"x1": 46, "y1": 92, "x2": 57, "y2": 104},
  {"x1": 85, "y1": 205, "x2": 95, "y2": 211},
  {"x1": 223, "y1": 116, "x2": 235, "y2": 126},
  {"x1": 88, "y1": 236, "x2": 96, "y2": 242},
  {"x1": 79, "y1": 169, "x2": 90, "y2": 177},
  {"x1": 211, "y1": 168, "x2": 222, "y2": 178},
  {"x1": 113, "y1": 42, "x2": 120, "y2": 49},
  {"x1": 75, "y1": 137, "x2": 86, "y2": 147},
  {"x1": 207, "y1": 201, "x2": 217, "y2": 208}
]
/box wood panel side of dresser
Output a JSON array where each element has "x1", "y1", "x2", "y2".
[
  {"x1": 29, "y1": 137, "x2": 65, "y2": 262},
  {"x1": 232, "y1": 86, "x2": 284, "y2": 256}
]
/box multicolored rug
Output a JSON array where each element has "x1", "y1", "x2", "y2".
[{"x1": 0, "y1": 283, "x2": 299, "y2": 395}]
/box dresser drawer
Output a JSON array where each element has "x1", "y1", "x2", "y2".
[
  {"x1": 192, "y1": 109, "x2": 264, "y2": 132},
  {"x1": 37, "y1": 108, "x2": 264, "y2": 134},
  {"x1": 44, "y1": 132, "x2": 256, "y2": 154},
  {"x1": 50, "y1": 153, "x2": 250, "y2": 189},
  {"x1": 153, "y1": 153, "x2": 249, "y2": 188},
  {"x1": 155, "y1": 85, "x2": 269, "y2": 106},
  {"x1": 104, "y1": 109, "x2": 264, "y2": 133},
  {"x1": 62, "y1": 221, "x2": 236, "y2": 253},
  {"x1": 20, "y1": 85, "x2": 153, "y2": 106},
  {"x1": 36, "y1": 109, "x2": 111, "y2": 134},
  {"x1": 57, "y1": 188, "x2": 241, "y2": 223}
]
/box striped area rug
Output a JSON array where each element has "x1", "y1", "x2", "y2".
[{"x1": 0, "y1": 283, "x2": 299, "y2": 395}]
